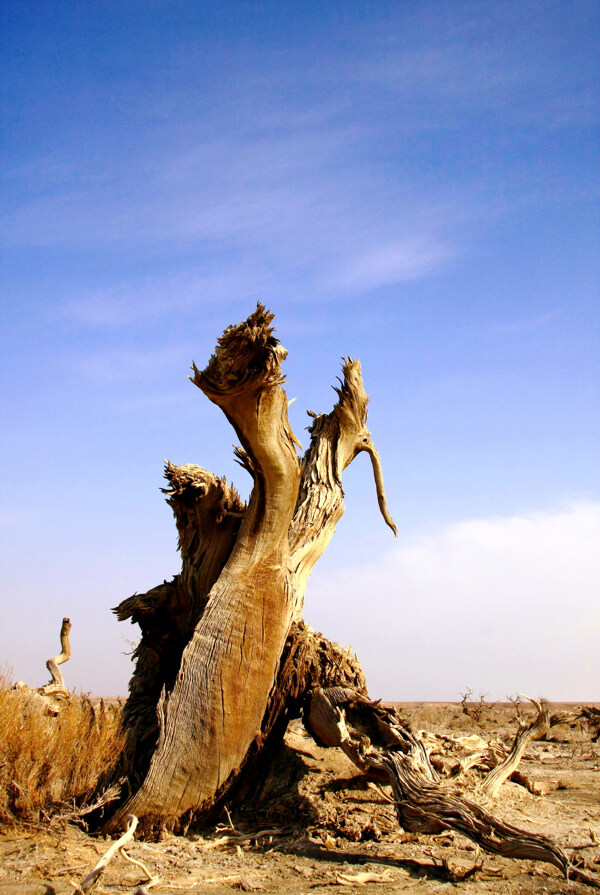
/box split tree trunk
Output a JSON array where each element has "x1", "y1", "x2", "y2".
[
  {"x1": 102, "y1": 308, "x2": 600, "y2": 887},
  {"x1": 107, "y1": 306, "x2": 396, "y2": 833}
]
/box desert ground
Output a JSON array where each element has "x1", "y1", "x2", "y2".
[{"x1": 1, "y1": 701, "x2": 598, "y2": 895}]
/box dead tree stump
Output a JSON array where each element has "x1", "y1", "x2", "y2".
[{"x1": 106, "y1": 305, "x2": 396, "y2": 833}]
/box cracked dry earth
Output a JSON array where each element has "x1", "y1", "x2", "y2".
[{"x1": 1, "y1": 704, "x2": 599, "y2": 895}]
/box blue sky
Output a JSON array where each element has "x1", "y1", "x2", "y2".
[{"x1": 1, "y1": 1, "x2": 598, "y2": 699}]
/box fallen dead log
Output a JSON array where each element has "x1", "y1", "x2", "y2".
[
  {"x1": 374, "y1": 750, "x2": 600, "y2": 889},
  {"x1": 551, "y1": 706, "x2": 600, "y2": 741},
  {"x1": 370, "y1": 750, "x2": 567, "y2": 867},
  {"x1": 302, "y1": 686, "x2": 600, "y2": 888}
]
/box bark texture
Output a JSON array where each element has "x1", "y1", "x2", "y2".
[{"x1": 107, "y1": 306, "x2": 396, "y2": 832}]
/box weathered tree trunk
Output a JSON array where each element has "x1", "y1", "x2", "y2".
[
  {"x1": 103, "y1": 308, "x2": 600, "y2": 887},
  {"x1": 107, "y1": 306, "x2": 396, "y2": 832}
]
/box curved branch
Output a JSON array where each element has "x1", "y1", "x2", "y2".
[
  {"x1": 190, "y1": 304, "x2": 300, "y2": 558},
  {"x1": 481, "y1": 697, "x2": 550, "y2": 798},
  {"x1": 360, "y1": 438, "x2": 398, "y2": 537},
  {"x1": 43, "y1": 617, "x2": 71, "y2": 699}
]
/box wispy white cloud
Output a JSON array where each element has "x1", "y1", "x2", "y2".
[
  {"x1": 332, "y1": 235, "x2": 453, "y2": 292},
  {"x1": 478, "y1": 310, "x2": 562, "y2": 338},
  {"x1": 340, "y1": 6, "x2": 598, "y2": 131},
  {"x1": 306, "y1": 502, "x2": 600, "y2": 701},
  {"x1": 2, "y1": 87, "x2": 462, "y2": 298},
  {"x1": 3, "y1": 3, "x2": 594, "y2": 319}
]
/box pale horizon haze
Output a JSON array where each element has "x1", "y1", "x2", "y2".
[{"x1": 1, "y1": 1, "x2": 598, "y2": 701}]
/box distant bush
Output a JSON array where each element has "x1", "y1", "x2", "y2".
[{"x1": 0, "y1": 671, "x2": 124, "y2": 826}]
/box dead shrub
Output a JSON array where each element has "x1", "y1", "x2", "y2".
[{"x1": 0, "y1": 671, "x2": 124, "y2": 825}]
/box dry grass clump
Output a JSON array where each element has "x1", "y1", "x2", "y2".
[{"x1": 0, "y1": 672, "x2": 124, "y2": 826}]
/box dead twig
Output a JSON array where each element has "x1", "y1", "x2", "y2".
[
  {"x1": 201, "y1": 827, "x2": 282, "y2": 850},
  {"x1": 366, "y1": 781, "x2": 395, "y2": 804},
  {"x1": 335, "y1": 869, "x2": 395, "y2": 886},
  {"x1": 74, "y1": 813, "x2": 138, "y2": 893},
  {"x1": 119, "y1": 847, "x2": 157, "y2": 885},
  {"x1": 50, "y1": 784, "x2": 122, "y2": 829},
  {"x1": 151, "y1": 876, "x2": 243, "y2": 889}
]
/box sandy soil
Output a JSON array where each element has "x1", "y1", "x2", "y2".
[{"x1": 1, "y1": 703, "x2": 598, "y2": 894}]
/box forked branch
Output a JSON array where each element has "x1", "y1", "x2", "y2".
[{"x1": 288, "y1": 357, "x2": 396, "y2": 602}]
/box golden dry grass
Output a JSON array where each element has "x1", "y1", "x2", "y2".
[{"x1": 0, "y1": 671, "x2": 124, "y2": 826}]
